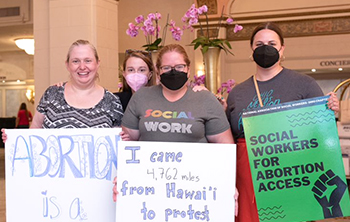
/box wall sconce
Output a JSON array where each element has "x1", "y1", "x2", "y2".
[
  {"x1": 15, "y1": 38, "x2": 35, "y2": 55},
  {"x1": 197, "y1": 70, "x2": 205, "y2": 76},
  {"x1": 26, "y1": 89, "x2": 35, "y2": 104}
]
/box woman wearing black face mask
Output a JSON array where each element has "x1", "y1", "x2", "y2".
[
  {"x1": 225, "y1": 22, "x2": 339, "y2": 222},
  {"x1": 115, "y1": 44, "x2": 237, "y2": 207},
  {"x1": 122, "y1": 44, "x2": 234, "y2": 143}
]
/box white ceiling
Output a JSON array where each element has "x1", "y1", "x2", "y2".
[{"x1": 0, "y1": 23, "x2": 33, "y2": 52}]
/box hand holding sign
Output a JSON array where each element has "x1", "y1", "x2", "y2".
[
  {"x1": 312, "y1": 169, "x2": 347, "y2": 218},
  {"x1": 113, "y1": 176, "x2": 118, "y2": 202}
]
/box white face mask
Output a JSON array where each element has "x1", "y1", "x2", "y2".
[{"x1": 125, "y1": 73, "x2": 149, "y2": 92}]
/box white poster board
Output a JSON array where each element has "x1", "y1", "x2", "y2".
[
  {"x1": 5, "y1": 128, "x2": 121, "y2": 221},
  {"x1": 116, "y1": 141, "x2": 236, "y2": 222}
]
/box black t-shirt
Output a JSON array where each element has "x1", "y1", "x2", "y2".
[{"x1": 114, "y1": 91, "x2": 132, "y2": 112}]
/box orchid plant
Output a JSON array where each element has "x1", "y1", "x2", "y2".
[
  {"x1": 126, "y1": 12, "x2": 183, "y2": 51},
  {"x1": 190, "y1": 75, "x2": 235, "y2": 95},
  {"x1": 189, "y1": 75, "x2": 206, "y2": 88},
  {"x1": 217, "y1": 79, "x2": 236, "y2": 95},
  {"x1": 182, "y1": 4, "x2": 243, "y2": 55}
]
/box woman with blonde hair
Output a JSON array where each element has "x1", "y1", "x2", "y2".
[{"x1": 30, "y1": 39, "x2": 124, "y2": 128}]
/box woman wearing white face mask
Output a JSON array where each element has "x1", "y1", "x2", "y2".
[{"x1": 114, "y1": 50, "x2": 154, "y2": 111}]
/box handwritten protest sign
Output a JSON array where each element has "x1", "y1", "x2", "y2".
[
  {"x1": 242, "y1": 96, "x2": 350, "y2": 221},
  {"x1": 5, "y1": 128, "x2": 121, "y2": 221},
  {"x1": 116, "y1": 141, "x2": 236, "y2": 222}
]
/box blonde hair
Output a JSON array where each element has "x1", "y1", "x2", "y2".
[{"x1": 66, "y1": 39, "x2": 99, "y2": 63}]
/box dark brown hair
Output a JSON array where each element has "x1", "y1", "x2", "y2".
[
  {"x1": 250, "y1": 22, "x2": 284, "y2": 47},
  {"x1": 19, "y1": 102, "x2": 29, "y2": 119}
]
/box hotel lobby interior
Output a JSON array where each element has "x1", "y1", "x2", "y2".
[{"x1": 0, "y1": 0, "x2": 350, "y2": 221}]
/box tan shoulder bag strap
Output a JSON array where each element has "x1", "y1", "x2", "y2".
[{"x1": 253, "y1": 75, "x2": 264, "y2": 107}]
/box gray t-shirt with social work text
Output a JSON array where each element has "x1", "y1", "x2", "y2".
[{"x1": 122, "y1": 84, "x2": 230, "y2": 143}]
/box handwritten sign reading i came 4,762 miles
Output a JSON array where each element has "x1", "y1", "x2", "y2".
[{"x1": 116, "y1": 141, "x2": 237, "y2": 222}]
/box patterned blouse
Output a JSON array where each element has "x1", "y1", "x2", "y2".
[{"x1": 37, "y1": 84, "x2": 123, "y2": 128}]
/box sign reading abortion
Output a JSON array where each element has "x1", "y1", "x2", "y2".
[
  {"x1": 242, "y1": 96, "x2": 350, "y2": 222},
  {"x1": 116, "y1": 141, "x2": 236, "y2": 221},
  {"x1": 5, "y1": 128, "x2": 121, "y2": 222}
]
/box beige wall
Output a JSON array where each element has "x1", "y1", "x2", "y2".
[
  {"x1": 222, "y1": 0, "x2": 350, "y2": 90},
  {"x1": 34, "y1": 0, "x2": 120, "y2": 109},
  {"x1": 221, "y1": 33, "x2": 350, "y2": 82},
  {"x1": 230, "y1": 0, "x2": 350, "y2": 19}
]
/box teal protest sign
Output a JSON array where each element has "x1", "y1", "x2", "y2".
[{"x1": 242, "y1": 96, "x2": 350, "y2": 222}]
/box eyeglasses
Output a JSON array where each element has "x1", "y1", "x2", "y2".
[
  {"x1": 125, "y1": 49, "x2": 152, "y2": 58},
  {"x1": 159, "y1": 64, "x2": 187, "y2": 73}
]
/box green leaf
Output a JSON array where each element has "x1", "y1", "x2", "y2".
[
  {"x1": 223, "y1": 40, "x2": 232, "y2": 49},
  {"x1": 201, "y1": 46, "x2": 209, "y2": 54},
  {"x1": 194, "y1": 42, "x2": 201, "y2": 50},
  {"x1": 190, "y1": 37, "x2": 234, "y2": 56},
  {"x1": 153, "y1": 38, "x2": 162, "y2": 46}
]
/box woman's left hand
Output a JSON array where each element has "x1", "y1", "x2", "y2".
[
  {"x1": 1, "y1": 128, "x2": 7, "y2": 143},
  {"x1": 192, "y1": 85, "x2": 208, "y2": 92},
  {"x1": 327, "y1": 92, "x2": 339, "y2": 113},
  {"x1": 235, "y1": 188, "x2": 239, "y2": 216},
  {"x1": 113, "y1": 176, "x2": 118, "y2": 202},
  {"x1": 216, "y1": 94, "x2": 227, "y2": 111}
]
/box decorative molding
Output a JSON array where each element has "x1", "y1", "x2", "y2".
[
  {"x1": 229, "y1": 6, "x2": 350, "y2": 21},
  {"x1": 196, "y1": 0, "x2": 218, "y2": 15},
  {"x1": 196, "y1": 28, "x2": 219, "y2": 39},
  {"x1": 227, "y1": 16, "x2": 350, "y2": 41}
]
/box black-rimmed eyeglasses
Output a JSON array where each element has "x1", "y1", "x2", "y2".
[{"x1": 159, "y1": 64, "x2": 187, "y2": 72}]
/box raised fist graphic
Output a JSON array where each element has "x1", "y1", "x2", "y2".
[{"x1": 312, "y1": 169, "x2": 347, "y2": 218}]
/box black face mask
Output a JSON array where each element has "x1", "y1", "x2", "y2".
[
  {"x1": 160, "y1": 69, "x2": 188, "y2": 90},
  {"x1": 253, "y1": 45, "x2": 280, "y2": 68}
]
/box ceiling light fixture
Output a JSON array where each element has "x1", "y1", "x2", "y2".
[{"x1": 15, "y1": 38, "x2": 34, "y2": 55}]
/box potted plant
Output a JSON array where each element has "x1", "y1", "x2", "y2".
[{"x1": 182, "y1": 4, "x2": 242, "y2": 93}]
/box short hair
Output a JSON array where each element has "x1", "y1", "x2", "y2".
[{"x1": 156, "y1": 44, "x2": 191, "y2": 71}]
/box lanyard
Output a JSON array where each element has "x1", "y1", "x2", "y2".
[{"x1": 253, "y1": 75, "x2": 264, "y2": 107}]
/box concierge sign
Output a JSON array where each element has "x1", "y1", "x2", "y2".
[
  {"x1": 116, "y1": 141, "x2": 237, "y2": 221},
  {"x1": 242, "y1": 96, "x2": 350, "y2": 222},
  {"x1": 5, "y1": 128, "x2": 121, "y2": 222}
]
